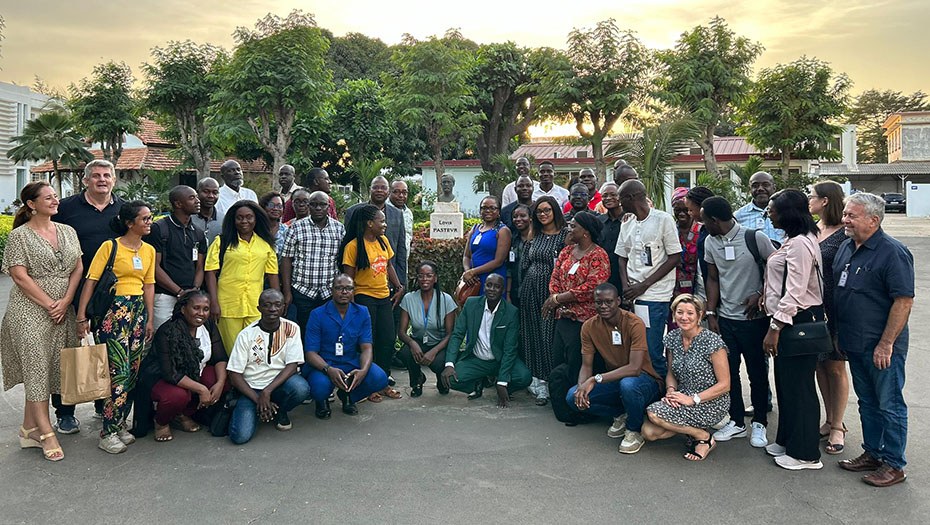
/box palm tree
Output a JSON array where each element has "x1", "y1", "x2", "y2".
[
  {"x1": 345, "y1": 157, "x2": 394, "y2": 200},
  {"x1": 726, "y1": 155, "x2": 764, "y2": 188},
  {"x1": 7, "y1": 112, "x2": 94, "y2": 195},
  {"x1": 606, "y1": 118, "x2": 700, "y2": 210}
]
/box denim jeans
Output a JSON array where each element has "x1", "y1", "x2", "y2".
[
  {"x1": 848, "y1": 351, "x2": 908, "y2": 469},
  {"x1": 566, "y1": 373, "x2": 661, "y2": 432},
  {"x1": 635, "y1": 300, "x2": 670, "y2": 379},
  {"x1": 229, "y1": 375, "x2": 310, "y2": 445}
]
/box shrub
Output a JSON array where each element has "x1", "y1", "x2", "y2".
[
  {"x1": 0, "y1": 215, "x2": 14, "y2": 263},
  {"x1": 407, "y1": 225, "x2": 468, "y2": 293}
]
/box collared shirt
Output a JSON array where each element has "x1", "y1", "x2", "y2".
[
  {"x1": 283, "y1": 194, "x2": 338, "y2": 223},
  {"x1": 204, "y1": 234, "x2": 278, "y2": 318},
  {"x1": 597, "y1": 212, "x2": 624, "y2": 293},
  {"x1": 501, "y1": 180, "x2": 534, "y2": 208},
  {"x1": 763, "y1": 232, "x2": 823, "y2": 324},
  {"x1": 305, "y1": 301, "x2": 373, "y2": 368},
  {"x1": 190, "y1": 207, "x2": 224, "y2": 246},
  {"x1": 387, "y1": 201, "x2": 414, "y2": 258},
  {"x1": 534, "y1": 184, "x2": 570, "y2": 208},
  {"x1": 734, "y1": 202, "x2": 785, "y2": 243},
  {"x1": 833, "y1": 228, "x2": 914, "y2": 355},
  {"x1": 615, "y1": 209, "x2": 682, "y2": 302},
  {"x1": 473, "y1": 299, "x2": 500, "y2": 362},
  {"x1": 281, "y1": 183, "x2": 303, "y2": 201},
  {"x1": 562, "y1": 191, "x2": 602, "y2": 214},
  {"x1": 216, "y1": 185, "x2": 258, "y2": 216},
  {"x1": 704, "y1": 223, "x2": 776, "y2": 320},
  {"x1": 52, "y1": 191, "x2": 124, "y2": 275},
  {"x1": 280, "y1": 216, "x2": 345, "y2": 299},
  {"x1": 581, "y1": 309, "x2": 661, "y2": 385},
  {"x1": 143, "y1": 213, "x2": 207, "y2": 295},
  {"x1": 227, "y1": 319, "x2": 304, "y2": 390}
]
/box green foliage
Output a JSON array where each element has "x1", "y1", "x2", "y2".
[
  {"x1": 473, "y1": 153, "x2": 517, "y2": 198},
  {"x1": 345, "y1": 157, "x2": 394, "y2": 199},
  {"x1": 112, "y1": 171, "x2": 174, "y2": 212},
  {"x1": 738, "y1": 56, "x2": 851, "y2": 172},
  {"x1": 7, "y1": 112, "x2": 94, "y2": 196},
  {"x1": 324, "y1": 32, "x2": 392, "y2": 89},
  {"x1": 68, "y1": 61, "x2": 139, "y2": 166},
  {"x1": 0, "y1": 215, "x2": 13, "y2": 264},
  {"x1": 845, "y1": 89, "x2": 929, "y2": 163},
  {"x1": 331, "y1": 79, "x2": 394, "y2": 163},
  {"x1": 696, "y1": 172, "x2": 745, "y2": 208},
  {"x1": 407, "y1": 228, "x2": 466, "y2": 293},
  {"x1": 725, "y1": 155, "x2": 765, "y2": 187}
]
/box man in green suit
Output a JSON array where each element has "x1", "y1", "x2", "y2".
[{"x1": 440, "y1": 274, "x2": 532, "y2": 407}]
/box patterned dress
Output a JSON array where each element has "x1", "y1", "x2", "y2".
[
  {"x1": 818, "y1": 227, "x2": 847, "y2": 361},
  {"x1": 648, "y1": 328, "x2": 729, "y2": 428},
  {"x1": 1, "y1": 224, "x2": 81, "y2": 401},
  {"x1": 518, "y1": 228, "x2": 568, "y2": 379}
]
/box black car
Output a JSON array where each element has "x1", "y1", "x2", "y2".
[{"x1": 882, "y1": 193, "x2": 906, "y2": 213}]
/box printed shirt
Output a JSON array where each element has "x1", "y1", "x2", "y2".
[
  {"x1": 227, "y1": 319, "x2": 304, "y2": 390},
  {"x1": 342, "y1": 236, "x2": 394, "y2": 299},
  {"x1": 204, "y1": 234, "x2": 278, "y2": 318},
  {"x1": 280, "y1": 216, "x2": 345, "y2": 300},
  {"x1": 550, "y1": 244, "x2": 611, "y2": 321}
]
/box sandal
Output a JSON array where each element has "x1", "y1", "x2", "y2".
[
  {"x1": 684, "y1": 436, "x2": 716, "y2": 461},
  {"x1": 154, "y1": 423, "x2": 173, "y2": 442},
  {"x1": 367, "y1": 392, "x2": 383, "y2": 403},
  {"x1": 18, "y1": 426, "x2": 40, "y2": 449},
  {"x1": 824, "y1": 423, "x2": 848, "y2": 455},
  {"x1": 819, "y1": 421, "x2": 832, "y2": 441},
  {"x1": 381, "y1": 387, "x2": 402, "y2": 400},
  {"x1": 535, "y1": 397, "x2": 549, "y2": 406},
  {"x1": 38, "y1": 432, "x2": 64, "y2": 462},
  {"x1": 171, "y1": 415, "x2": 201, "y2": 433}
]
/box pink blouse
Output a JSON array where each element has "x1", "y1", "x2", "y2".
[{"x1": 764, "y1": 232, "x2": 824, "y2": 325}]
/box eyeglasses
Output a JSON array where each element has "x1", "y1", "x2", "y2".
[
  {"x1": 808, "y1": 194, "x2": 821, "y2": 200},
  {"x1": 371, "y1": 185, "x2": 389, "y2": 191},
  {"x1": 480, "y1": 206, "x2": 499, "y2": 211},
  {"x1": 416, "y1": 273, "x2": 435, "y2": 279},
  {"x1": 593, "y1": 299, "x2": 616, "y2": 306},
  {"x1": 571, "y1": 192, "x2": 589, "y2": 198},
  {"x1": 293, "y1": 198, "x2": 310, "y2": 205},
  {"x1": 265, "y1": 203, "x2": 283, "y2": 210},
  {"x1": 139, "y1": 216, "x2": 154, "y2": 223},
  {"x1": 536, "y1": 208, "x2": 553, "y2": 215},
  {"x1": 334, "y1": 286, "x2": 355, "y2": 293}
]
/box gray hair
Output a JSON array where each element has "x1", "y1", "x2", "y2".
[
  {"x1": 846, "y1": 192, "x2": 885, "y2": 223},
  {"x1": 197, "y1": 177, "x2": 219, "y2": 190},
  {"x1": 83, "y1": 159, "x2": 114, "y2": 179}
]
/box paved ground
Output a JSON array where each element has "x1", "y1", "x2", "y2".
[{"x1": 0, "y1": 215, "x2": 928, "y2": 524}]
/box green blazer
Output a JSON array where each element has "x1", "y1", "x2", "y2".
[{"x1": 446, "y1": 296, "x2": 520, "y2": 384}]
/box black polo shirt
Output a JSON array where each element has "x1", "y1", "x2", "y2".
[
  {"x1": 597, "y1": 212, "x2": 624, "y2": 293},
  {"x1": 144, "y1": 214, "x2": 207, "y2": 295},
  {"x1": 53, "y1": 192, "x2": 125, "y2": 276}
]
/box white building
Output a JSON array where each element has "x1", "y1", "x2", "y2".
[{"x1": 0, "y1": 81, "x2": 51, "y2": 212}]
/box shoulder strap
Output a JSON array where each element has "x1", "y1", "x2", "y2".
[
  {"x1": 744, "y1": 228, "x2": 767, "y2": 280},
  {"x1": 105, "y1": 239, "x2": 118, "y2": 271},
  {"x1": 780, "y1": 237, "x2": 824, "y2": 300}
]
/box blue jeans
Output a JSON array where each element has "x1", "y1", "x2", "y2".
[
  {"x1": 304, "y1": 363, "x2": 389, "y2": 404},
  {"x1": 848, "y1": 351, "x2": 908, "y2": 469},
  {"x1": 636, "y1": 300, "x2": 670, "y2": 379},
  {"x1": 229, "y1": 375, "x2": 310, "y2": 445},
  {"x1": 566, "y1": 373, "x2": 661, "y2": 432}
]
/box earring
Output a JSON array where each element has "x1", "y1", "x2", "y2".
[{"x1": 31, "y1": 209, "x2": 37, "y2": 215}]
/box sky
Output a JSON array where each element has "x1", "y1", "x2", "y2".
[{"x1": 2, "y1": 0, "x2": 928, "y2": 135}]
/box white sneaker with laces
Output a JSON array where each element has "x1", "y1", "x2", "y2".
[
  {"x1": 750, "y1": 422, "x2": 768, "y2": 448},
  {"x1": 98, "y1": 433, "x2": 127, "y2": 454},
  {"x1": 765, "y1": 442, "x2": 787, "y2": 457},
  {"x1": 774, "y1": 455, "x2": 823, "y2": 470},
  {"x1": 618, "y1": 430, "x2": 645, "y2": 454},
  {"x1": 713, "y1": 421, "x2": 747, "y2": 441},
  {"x1": 711, "y1": 414, "x2": 729, "y2": 430},
  {"x1": 607, "y1": 414, "x2": 627, "y2": 438},
  {"x1": 116, "y1": 427, "x2": 136, "y2": 445}
]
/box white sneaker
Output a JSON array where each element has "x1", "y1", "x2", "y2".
[
  {"x1": 750, "y1": 422, "x2": 768, "y2": 448},
  {"x1": 607, "y1": 414, "x2": 627, "y2": 438},
  {"x1": 618, "y1": 430, "x2": 645, "y2": 454},
  {"x1": 713, "y1": 421, "x2": 747, "y2": 441},
  {"x1": 98, "y1": 433, "x2": 127, "y2": 454},
  {"x1": 765, "y1": 442, "x2": 787, "y2": 457},
  {"x1": 116, "y1": 427, "x2": 136, "y2": 445},
  {"x1": 711, "y1": 414, "x2": 730, "y2": 430},
  {"x1": 774, "y1": 455, "x2": 823, "y2": 470}
]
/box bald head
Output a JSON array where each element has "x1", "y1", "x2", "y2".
[
  {"x1": 618, "y1": 179, "x2": 647, "y2": 214},
  {"x1": 614, "y1": 164, "x2": 638, "y2": 185}
]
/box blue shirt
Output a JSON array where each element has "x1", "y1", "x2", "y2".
[
  {"x1": 734, "y1": 202, "x2": 785, "y2": 244},
  {"x1": 832, "y1": 229, "x2": 914, "y2": 355},
  {"x1": 305, "y1": 301, "x2": 373, "y2": 368}
]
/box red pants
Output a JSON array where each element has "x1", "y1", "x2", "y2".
[{"x1": 150, "y1": 365, "x2": 229, "y2": 425}]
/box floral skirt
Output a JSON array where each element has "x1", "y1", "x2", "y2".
[{"x1": 94, "y1": 295, "x2": 147, "y2": 436}]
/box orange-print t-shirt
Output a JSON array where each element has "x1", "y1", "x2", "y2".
[{"x1": 342, "y1": 236, "x2": 394, "y2": 299}]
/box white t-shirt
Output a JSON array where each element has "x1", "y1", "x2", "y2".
[
  {"x1": 534, "y1": 184, "x2": 569, "y2": 208},
  {"x1": 216, "y1": 185, "x2": 259, "y2": 215},
  {"x1": 196, "y1": 325, "x2": 212, "y2": 374},
  {"x1": 226, "y1": 319, "x2": 304, "y2": 390},
  {"x1": 614, "y1": 209, "x2": 682, "y2": 302}
]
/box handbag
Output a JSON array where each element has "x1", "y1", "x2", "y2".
[
  {"x1": 777, "y1": 257, "x2": 832, "y2": 357},
  {"x1": 60, "y1": 334, "x2": 110, "y2": 405},
  {"x1": 455, "y1": 277, "x2": 481, "y2": 306},
  {"x1": 209, "y1": 391, "x2": 238, "y2": 437},
  {"x1": 86, "y1": 239, "x2": 118, "y2": 321}
]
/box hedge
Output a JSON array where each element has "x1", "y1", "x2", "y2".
[
  {"x1": 407, "y1": 226, "x2": 468, "y2": 295},
  {"x1": 0, "y1": 215, "x2": 13, "y2": 265}
]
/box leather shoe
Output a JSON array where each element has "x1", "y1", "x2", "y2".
[
  {"x1": 862, "y1": 464, "x2": 906, "y2": 487},
  {"x1": 315, "y1": 399, "x2": 331, "y2": 420},
  {"x1": 411, "y1": 386, "x2": 423, "y2": 397},
  {"x1": 337, "y1": 390, "x2": 358, "y2": 416},
  {"x1": 838, "y1": 452, "x2": 882, "y2": 472},
  {"x1": 467, "y1": 381, "x2": 484, "y2": 400}
]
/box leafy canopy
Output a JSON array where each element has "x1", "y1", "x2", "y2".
[
  {"x1": 68, "y1": 61, "x2": 139, "y2": 161},
  {"x1": 7, "y1": 112, "x2": 94, "y2": 194},
  {"x1": 845, "y1": 89, "x2": 929, "y2": 163}
]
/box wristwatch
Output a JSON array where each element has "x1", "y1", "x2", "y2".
[
  {"x1": 769, "y1": 320, "x2": 781, "y2": 331},
  {"x1": 705, "y1": 311, "x2": 716, "y2": 317},
  {"x1": 321, "y1": 365, "x2": 330, "y2": 374},
  {"x1": 692, "y1": 394, "x2": 701, "y2": 405},
  {"x1": 594, "y1": 374, "x2": 603, "y2": 383}
]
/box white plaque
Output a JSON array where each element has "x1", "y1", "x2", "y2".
[
  {"x1": 429, "y1": 212, "x2": 464, "y2": 239},
  {"x1": 434, "y1": 201, "x2": 460, "y2": 214}
]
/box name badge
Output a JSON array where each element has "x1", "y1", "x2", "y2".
[
  {"x1": 509, "y1": 250, "x2": 515, "y2": 262},
  {"x1": 640, "y1": 247, "x2": 653, "y2": 266},
  {"x1": 423, "y1": 334, "x2": 430, "y2": 344},
  {"x1": 612, "y1": 330, "x2": 622, "y2": 345},
  {"x1": 335, "y1": 342, "x2": 344, "y2": 356},
  {"x1": 568, "y1": 262, "x2": 580, "y2": 275},
  {"x1": 473, "y1": 233, "x2": 482, "y2": 245},
  {"x1": 679, "y1": 280, "x2": 692, "y2": 288},
  {"x1": 838, "y1": 270, "x2": 848, "y2": 287},
  {"x1": 132, "y1": 256, "x2": 143, "y2": 270},
  {"x1": 724, "y1": 246, "x2": 736, "y2": 260},
  {"x1": 192, "y1": 247, "x2": 199, "y2": 261}
]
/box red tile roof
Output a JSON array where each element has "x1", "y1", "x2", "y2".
[
  {"x1": 30, "y1": 147, "x2": 270, "y2": 175},
  {"x1": 134, "y1": 119, "x2": 174, "y2": 146}
]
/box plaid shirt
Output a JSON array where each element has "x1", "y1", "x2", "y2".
[{"x1": 280, "y1": 216, "x2": 346, "y2": 299}]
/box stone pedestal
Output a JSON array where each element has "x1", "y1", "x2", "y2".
[
  {"x1": 434, "y1": 201, "x2": 460, "y2": 213},
  {"x1": 430, "y1": 212, "x2": 463, "y2": 239}
]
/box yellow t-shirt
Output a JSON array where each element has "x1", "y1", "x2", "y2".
[
  {"x1": 204, "y1": 234, "x2": 278, "y2": 318},
  {"x1": 86, "y1": 238, "x2": 156, "y2": 296},
  {"x1": 342, "y1": 236, "x2": 394, "y2": 299}
]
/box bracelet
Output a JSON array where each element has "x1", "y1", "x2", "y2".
[
  {"x1": 321, "y1": 365, "x2": 330, "y2": 374},
  {"x1": 552, "y1": 294, "x2": 560, "y2": 305},
  {"x1": 77, "y1": 319, "x2": 89, "y2": 324}
]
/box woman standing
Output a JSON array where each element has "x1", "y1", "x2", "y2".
[
  {"x1": 77, "y1": 200, "x2": 156, "y2": 454},
  {"x1": 808, "y1": 180, "x2": 850, "y2": 455},
  {"x1": 762, "y1": 189, "x2": 825, "y2": 471},
  {"x1": 2, "y1": 182, "x2": 82, "y2": 461},
  {"x1": 519, "y1": 196, "x2": 568, "y2": 404},
  {"x1": 670, "y1": 188, "x2": 701, "y2": 319},
  {"x1": 338, "y1": 204, "x2": 405, "y2": 401},
  {"x1": 397, "y1": 261, "x2": 457, "y2": 397},
  {"x1": 462, "y1": 196, "x2": 511, "y2": 295},
  {"x1": 260, "y1": 192, "x2": 288, "y2": 255},
  {"x1": 204, "y1": 201, "x2": 279, "y2": 350},
  {"x1": 508, "y1": 204, "x2": 532, "y2": 307},
  {"x1": 543, "y1": 212, "x2": 610, "y2": 378}
]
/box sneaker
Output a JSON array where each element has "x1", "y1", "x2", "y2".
[
  {"x1": 750, "y1": 422, "x2": 768, "y2": 448},
  {"x1": 713, "y1": 421, "x2": 747, "y2": 441},
  {"x1": 774, "y1": 455, "x2": 823, "y2": 470},
  {"x1": 116, "y1": 426, "x2": 136, "y2": 445},
  {"x1": 98, "y1": 433, "x2": 127, "y2": 454},
  {"x1": 618, "y1": 430, "x2": 645, "y2": 454},
  {"x1": 607, "y1": 414, "x2": 627, "y2": 438},
  {"x1": 711, "y1": 414, "x2": 729, "y2": 430},
  {"x1": 56, "y1": 416, "x2": 80, "y2": 435},
  {"x1": 765, "y1": 442, "x2": 787, "y2": 457},
  {"x1": 275, "y1": 412, "x2": 292, "y2": 431}
]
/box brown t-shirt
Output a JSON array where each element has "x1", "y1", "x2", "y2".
[{"x1": 581, "y1": 309, "x2": 662, "y2": 385}]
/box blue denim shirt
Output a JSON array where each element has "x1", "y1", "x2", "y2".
[
  {"x1": 734, "y1": 202, "x2": 785, "y2": 244},
  {"x1": 305, "y1": 301, "x2": 373, "y2": 368},
  {"x1": 833, "y1": 229, "x2": 914, "y2": 355}
]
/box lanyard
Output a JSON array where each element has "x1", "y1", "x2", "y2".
[{"x1": 422, "y1": 294, "x2": 432, "y2": 331}]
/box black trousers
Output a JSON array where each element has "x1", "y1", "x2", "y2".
[
  {"x1": 719, "y1": 316, "x2": 771, "y2": 426},
  {"x1": 51, "y1": 395, "x2": 104, "y2": 419},
  {"x1": 355, "y1": 294, "x2": 396, "y2": 382},
  {"x1": 551, "y1": 318, "x2": 584, "y2": 376},
  {"x1": 774, "y1": 353, "x2": 821, "y2": 461},
  {"x1": 290, "y1": 287, "x2": 329, "y2": 333},
  {"x1": 397, "y1": 339, "x2": 446, "y2": 386}
]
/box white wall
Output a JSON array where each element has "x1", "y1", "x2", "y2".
[
  {"x1": 420, "y1": 166, "x2": 487, "y2": 217},
  {"x1": 0, "y1": 82, "x2": 50, "y2": 210}
]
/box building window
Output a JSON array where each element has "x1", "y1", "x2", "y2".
[
  {"x1": 576, "y1": 151, "x2": 587, "y2": 158},
  {"x1": 553, "y1": 151, "x2": 561, "y2": 159},
  {"x1": 16, "y1": 168, "x2": 27, "y2": 195},
  {"x1": 674, "y1": 171, "x2": 691, "y2": 188}
]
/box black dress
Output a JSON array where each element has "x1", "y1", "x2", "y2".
[{"x1": 818, "y1": 227, "x2": 847, "y2": 361}]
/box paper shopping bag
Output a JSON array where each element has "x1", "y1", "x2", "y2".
[{"x1": 60, "y1": 334, "x2": 110, "y2": 405}]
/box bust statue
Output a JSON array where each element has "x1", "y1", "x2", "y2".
[{"x1": 437, "y1": 173, "x2": 456, "y2": 202}]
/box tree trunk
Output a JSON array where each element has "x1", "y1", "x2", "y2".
[
  {"x1": 197, "y1": 153, "x2": 212, "y2": 181},
  {"x1": 780, "y1": 148, "x2": 791, "y2": 177},
  {"x1": 699, "y1": 125, "x2": 718, "y2": 177},
  {"x1": 272, "y1": 154, "x2": 286, "y2": 192},
  {"x1": 52, "y1": 160, "x2": 62, "y2": 196},
  {"x1": 592, "y1": 136, "x2": 606, "y2": 184}
]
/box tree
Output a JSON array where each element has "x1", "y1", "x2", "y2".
[
  {"x1": 659, "y1": 17, "x2": 762, "y2": 176},
  {"x1": 324, "y1": 32, "x2": 392, "y2": 89},
  {"x1": 846, "y1": 89, "x2": 929, "y2": 163},
  {"x1": 383, "y1": 30, "x2": 481, "y2": 190},
  {"x1": 143, "y1": 40, "x2": 227, "y2": 180},
  {"x1": 210, "y1": 10, "x2": 333, "y2": 186},
  {"x1": 330, "y1": 79, "x2": 394, "y2": 162},
  {"x1": 738, "y1": 57, "x2": 851, "y2": 174},
  {"x1": 7, "y1": 112, "x2": 94, "y2": 195},
  {"x1": 69, "y1": 61, "x2": 139, "y2": 168},
  {"x1": 725, "y1": 154, "x2": 764, "y2": 187},
  {"x1": 535, "y1": 20, "x2": 653, "y2": 182}
]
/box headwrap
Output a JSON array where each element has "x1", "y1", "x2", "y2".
[
  {"x1": 571, "y1": 210, "x2": 603, "y2": 240},
  {"x1": 672, "y1": 186, "x2": 689, "y2": 206}
]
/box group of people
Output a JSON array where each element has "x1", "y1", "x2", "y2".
[{"x1": 0, "y1": 157, "x2": 914, "y2": 488}]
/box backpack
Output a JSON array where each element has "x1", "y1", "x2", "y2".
[{"x1": 743, "y1": 228, "x2": 778, "y2": 282}]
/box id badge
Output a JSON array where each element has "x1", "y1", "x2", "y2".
[
  {"x1": 724, "y1": 246, "x2": 736, "y2": 261},
  {"x1": 423, "y1": 334, "x2": 430, "y2": 344},
  {"x1": 335, "y1": 342, "x2": 344, "y2": 356},
  {"x1": 192, "y1": 247, "x2": 198, "y2": 261},
  {"x1": 568, "y1": 262, "x2": 580, "y2": 275},
  {"x1": 132, "y1": 256, "x2": 143, "y2": 270},
  {"x1": 473, "y1": 233, "x2": 482, "y2": 245},
  {"x1": 679, "y1": 280, "x2": 692, "y2": 288},
  {"x1": 838, "y1": 270, "x2": 848, "y2": 287},
  {"x1": 641, "y1": 246, "x2": 653, "y2": 266},
  {"x1": 612, "y1": 330, "x2": 622, "y2": 345},
  {"x1": 509, "y1": 250, "x2": 515, "y2": 262}
]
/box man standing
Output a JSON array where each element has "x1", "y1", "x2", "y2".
[
  {"x1": 701, "y1": 196, "x2": 775, "y2": 448},
  {"x1": 568, "y1": 283, "x2": 663, "y2": 454},
  {"x1": 597, "y1": 182, "x2": 624, "y2": 294},
  {"x1": 190, "y1": 177, "x2": 224, "y2": 247},
  {"x1": 226, "y1": 289, "x2": 310, "y2": 444},
  {"x1": 563, "y1": 183, "x2": 596, "y2": 222},
  {"x1": 51, "y1": 159, "x2": 123, "y2": 432},
  {"x1": 533, "y1": 161, "x2": 569, "y2": 208},
  {"x1": 388, "y1": 180, "x2": 413, "y2": 262},
  {"x1": 440, "y1": 274, "x2": 532, "y2": 407},
  {"x1": 563, "y1": 168, "x2": 601, "y2": 213},
  {"x1": 277, "y1": 164, "x2": 302, "y2": 203},
  {"x1": 614, "y1": 180, "x2": 681, "y2": 379},
  {"x1": 216, "y1": 159, "x2": 258, "y2": 215},
  {"x1": 281, "y1": 191, "x2": 346, "y2": 330},
  {"x1": 283, "y1": 167, "x2": 337, "y2": 222},
  {"x1": 501, "y1": 175, "x2": 534, "y2": 230},
  {"x1": 345, "y1": 176, "x2": 407, "y2": 291},
  {"x1": 501, "y1": 157, "x2": 533, "y2": 207},
  {"x1": 834, "y1": 193, "x2": 914, "y2": 487},
  {"x1": 144, "y1": 185, "x2": 208, "y2": 329},
  {"x1": 734, "y1": 171, "x2": 785, "y2": 243}
]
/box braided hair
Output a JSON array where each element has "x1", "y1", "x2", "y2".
[
  {"x1": 337, "y1": 204, "x2": 386, "y2": 271},
  {"x1": 161, "y1": 289, "x2": 211, "y2": 380}
]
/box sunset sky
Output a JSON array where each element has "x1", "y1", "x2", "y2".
[{"x1": 2, "y1": 1, "x2": 927, "y2": 132}]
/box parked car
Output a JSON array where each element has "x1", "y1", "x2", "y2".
[{"x1": 882, "y1": 193, "x2": 906, "y2": 213}]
